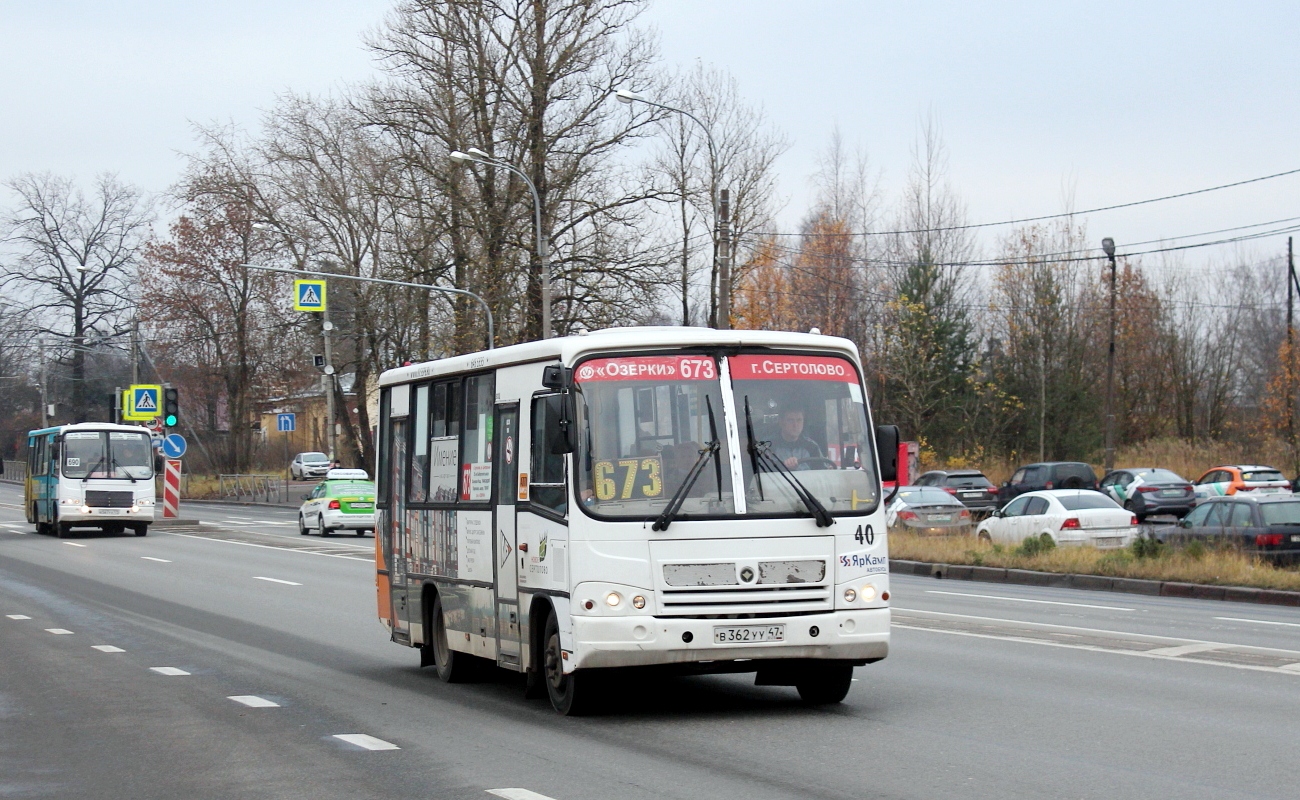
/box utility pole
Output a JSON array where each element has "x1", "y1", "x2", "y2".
[
  {"x1": 131, "y1": 317, "x2": 140, "y2": 385},
  {"x1": 718, "y1": 189, "x2": 732, "y2": 330},
  {"x1": 322, "y1": 302, "x2": 337, "y2": 464},
  {"x1": 1101, "y1": 237, "x2": 1117, "y2": 474},
  {"x1": 39, "y1": 336, "x2": 48, "y2": 428},
  {"x1": 1288, "y1": 237, "x2": 1296, "y2": 472}
]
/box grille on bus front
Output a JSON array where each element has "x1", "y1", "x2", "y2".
[
  {"x1": 85, "y1": 491, "x2": 133, "y2": 508},
  {"x1": 658, "y1": 559, "x2": 831, "y2": 617}
]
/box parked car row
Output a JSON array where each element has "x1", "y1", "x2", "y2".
[{"x1": 888, "y1": 459, "x2": 1300, "y2": 563}]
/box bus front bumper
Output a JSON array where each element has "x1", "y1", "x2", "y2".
[
  {"x1": 59, "y1": 507, "x2": 154, "y2": 525},
  {"x1": 569, "y1": 608, "x2": 890, "y2": 671}
]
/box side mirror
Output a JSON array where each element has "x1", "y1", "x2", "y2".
[
  {"x1": 300, "y1": 493, "x2": 310, "y2": 501},
  {"x1": 874, "y1": 424, "x2": 899, "y2": 483},
  {"x1": 542, "y1": 364, "x2": 571, "y2": 391},
  {"x1": 1179, "y1": 518, "x2": 1191, "y2": 528}
]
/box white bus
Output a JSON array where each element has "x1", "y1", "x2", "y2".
[
  {"x1": 374, "y1": 327, "x2": 898, "y2": 714},
  {"x1": 25, "y1": 422, "x2": 157, "y2": 537}
]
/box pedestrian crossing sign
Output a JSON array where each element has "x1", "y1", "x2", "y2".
[
  {"x1": 124, "y1": 384, "x2": 162, "y2": 421},
  {"x1": 293, "y1": 279, "x2": 327, "y2": 312}
]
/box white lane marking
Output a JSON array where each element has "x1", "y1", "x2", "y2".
[
  {"x1": 62, "y1": 542, "x2": 88, "y2": 548},
  {"x1": 141, "y1": 556, "x2": 172, "y2": 563},
  {"x1": 92, "y1": 645, "x2": 125, "y2": 653},
  {"x1": 333, "y1": 734, "x2": 399, "y2": 751},
  {"x1": 228, "y1": 695, "x2": 280, "y2": 708},
  {"x1": 1216, "y1": 616, "x2": 1300, "y2": 629},
  {"x1": 45, "y1": 628, "x2": 74, "y2": 635},
  {"x1": 161, "y1": 531, "x2": 372, "y2": 562},
  {"x1": 1145, "y1": 643, "x2": 1222, "y2": 657},
  {"x1": 487, "y1": 790, "x2": 561, "y2": 800},
  {"x1": 253, "y1": 520, "x2": 292, "y2": 526},
  {"x1": 1280, "y1": 662, "x2": 1300, "y2": 673},
  {"x1": 252, "y1": 576, "x2": 302, "y2": 586},
  {"x1": 150, "y1": 667, "x2": 190, "y2": 676},
  {"x1": 6, "y1": 614, "x2": 32, "y2": 620},
  {"x1": 924, "y1": 589, "x2": 1134, "y2": 611}
]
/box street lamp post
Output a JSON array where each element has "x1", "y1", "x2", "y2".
[
  {"x1": 450, "y1": 148, "x2": 551, "y2": 339},
  {"x1": 1102, "y1": 237, "x2": 1118, "y2": 473},
  {"x1": 613, "y1": 89, "x2": 730, "y2": 329}
]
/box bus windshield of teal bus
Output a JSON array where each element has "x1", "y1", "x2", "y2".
[{"x1": 62, "y1": 431, "x2": 154, "y2": 480}]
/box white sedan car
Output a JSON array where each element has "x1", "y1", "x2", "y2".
[{"x1": 976, "y1": 490, "x2": 1138, "y2": 549}]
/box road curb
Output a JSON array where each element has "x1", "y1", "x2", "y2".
[
  {"x1": 891, "y1": 559, "x2": 1300, "y2": 607},
  {"x1": 180, "y1": 498, "x2": 297, "y2": 510}
]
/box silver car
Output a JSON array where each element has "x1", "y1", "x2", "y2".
[{"x1": 290, "y1": 451, "x2": 331, "y2": 481}]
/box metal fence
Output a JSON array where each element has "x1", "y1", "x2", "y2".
[
  {"x1": 217, "y1": 474, "x2": 285, "y2": 504},
  {"x1": 1, "y1": 459, "x2": 24, "y2": 484}
]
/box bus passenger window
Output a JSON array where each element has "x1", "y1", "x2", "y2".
[
  {"x1": 410, "y1": 384, "x2": 429, "y2": 502},
  {"x1": 460, "y1": 375, "x2": 494, "y2": 502},
  {"x1": 531, "y1": 395, "x2": 567, "y2": 515}
]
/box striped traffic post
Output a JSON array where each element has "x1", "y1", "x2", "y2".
[{"x1": 163, "y1": 459, "x2": 182, "y2": 519}]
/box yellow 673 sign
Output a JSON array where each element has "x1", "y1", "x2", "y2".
[{"x1": 593, "y1": 457, "x2": 663, "y2": 501}]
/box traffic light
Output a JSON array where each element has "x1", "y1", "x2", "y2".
[{"x1": 163, "y1": 387, "x2": 179, "y2": 428}]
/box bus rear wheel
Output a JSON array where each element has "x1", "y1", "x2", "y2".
[
  {"x1": 430, "y1": 593, "x2": 475, "y2": 683},
  {"x1": 795, "y1": 661, "x2": 855, "y2": 705},
  {"x1": 543, "y1": 611, "x2": 598, "y2": 716}
]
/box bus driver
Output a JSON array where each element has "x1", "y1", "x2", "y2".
[{"x1": 771, "y1": 405, "x2": 823, "y2": 470}]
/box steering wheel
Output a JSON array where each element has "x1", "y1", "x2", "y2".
[{"x1": 796, "y1": 457, "x2": 838, "y2": 469}]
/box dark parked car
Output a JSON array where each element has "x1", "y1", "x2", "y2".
[
  {"x1": 1155, "y1": 495, "x2": 1300, "y2": 564},
  {"x1": 914, "y1": 469, "x2": 999, "y2": 514},
  {"x1": 1099, "y1": 468, "x2": 1195, "y2": 520},
  {"x1": 886, "y1": 487, "x2": 973, "y2": 535},
  {"x1": 999, "y1": 462, "x2": 1099, "y2": 503}
]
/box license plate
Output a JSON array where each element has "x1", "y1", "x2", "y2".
[
  {"x1": 1094, "y1": 536, "x2": 1122, "y2": 547},
  {"x1": 713, "y1": 625, "x2": 785, "y2": 644},
  {"x1": 1291, "y1": 535, "x2": 1300, "y2": 543},
  {"x1": 929, "y1": 514, "x2": 952, "y2": 522},
  {"x1": 348, "y1": 503, "x2": 373, "y2": 509},
  {"x1": 1159, "y1": 489, "x2": 1182, "y2": 497},
  {"x1": 961, "y1": 491, "x2": 983, "y2": 498},
  {"x1": 96, "y1": 508, "x2": 122, "y2": 516},
  {"x1": 1257, "y1": 487, "x2": 1285, "y2": 494}
]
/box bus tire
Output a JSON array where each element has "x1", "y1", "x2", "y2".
[
  {"x1": 56, "y1": 521, "x2": 72, "y2": 539},
  {"x1": 134, "y1": 525, "x2": 148, "y2": 537},
  {"x1": 543, "y1": 611, "x2": 597, "y2": 716},
  {"x1": 795, "y1": 661, "x2": 854, "y2": 705},
  {"x1": 430, "y1": 593, "x2": 474, "y2": 683}
]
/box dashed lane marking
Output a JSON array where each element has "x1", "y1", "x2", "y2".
[
  {"x1": 92, "y1": 645, "x2": 125, "y2": 653},
  {"x1": 925, "y1": 589, "x2": 1135, "y2": 611},
  {"x1": 252, "y1": 576, "x2": 302, "y2": 586},
  {"x1": 162, "y1": 531, "x2": 372, "y2": 562},
  {"x1": 141, "y1": 557, "x2": 172, "y2": 563},
  {"x1": 150, "y1": 667, "x2": 190, "y2": 676},
  {"x1": 228, "y1": 695, "x2": 280, "y2": 708},
  {"x1": 1216, "y1": 616, "x2": 1300, "y2": 628},
  {"x1": 45, "y1": 628, "x2": 74, "y2": 635},
  {"x1": 63, "y1": 542, "x2": 88, "y2": 548},
  {"x1": 487, "y1": 790, "x2": 562, "y2": 800},
  {"x1": 6, "y1": 614, "x2": 31, "y2": 620},
  {"x1": 333, "y1": 734, "x2": 400, "y2": 751}
]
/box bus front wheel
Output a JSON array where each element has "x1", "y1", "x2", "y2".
[
  {"x1": 795, "y1": 661, "x2": 854, "y2": 705},
  {"x1": 56, "y1": 521, "x2": 72, "y2": 539},
  {"x1": 430, "y1": 593, "x2": 475, "y2": 683},
  {"x1": 543, "y1": 612, "x2": 598, "y2": 716}
]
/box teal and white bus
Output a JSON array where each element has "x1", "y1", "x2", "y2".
[{"x1": 25, "y1": 423, "x2": 157, "y2": 537}]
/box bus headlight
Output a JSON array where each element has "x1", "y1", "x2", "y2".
[
  {"x1": 60, "y1": 498, "x2": 79, "y2": 505},
  {"x1": 859, "y1": 585, "x2": 877, "y2": 602},
  {"x1": 843, "y1": 588, "x2": 857, "y2": 602},
  {"x1": 631, "y1": 595, "x2": 646, "y2": 609},
  {"x1": 605, "y1": 592, "x2": 622, "y2": 607}
]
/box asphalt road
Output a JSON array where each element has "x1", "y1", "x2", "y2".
[{"x1": 2, "y1": 481, "x2": 1298, "y2": 800}]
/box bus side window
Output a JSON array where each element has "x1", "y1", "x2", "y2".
[{"x1": 531, "y1": 395, "x2": 567, "y2": 515}]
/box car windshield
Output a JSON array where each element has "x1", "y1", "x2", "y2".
[
  {"x1": 1135, "y1": 469, "x2": 1185, "y2": 483},
  {"x1": 896, "y1": 488, "x2": 961, "y2": 507},
  {"x1": 729, "y1": 353, "x2": 878, "y2": 517},
  {"x1": 1057, "y1": 493, "x2": 1119, "y2": 510},
  {"x1": 1261, "y1": 502, "x2": 1300, "y2": 525},
  {"x1": 945, "y1": 474, "x2": 992, "y2": 488},
  {"x1": 327, "y1": 481, "x2": 375, "y2": 496},
  {"x1": 1241, "y1": 469, "x2": 1286, "y2": 482},
  {"x1": 302, "y1": 453, "x2": 329, "y2": 464},
  {"x1": 61, "y1": 431, "x2": 153, "y2": 480}
]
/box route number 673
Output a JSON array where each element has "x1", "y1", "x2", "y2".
[{"x1": 853, "y1": 524, "x2": 875, "y2": 546}]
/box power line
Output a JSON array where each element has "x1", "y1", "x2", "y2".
[{"x1": 749, "y1": 166, "x2": 1300, "y2": 238}]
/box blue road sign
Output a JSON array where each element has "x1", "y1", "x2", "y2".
[
  {"x1": 277, "y1": 413, "x2": 296, "y2": 432},
  {"x1": 161, "y1": 433, "x2": 187, "y2": 459},
  {"x1": 132, "y1": 386, "x2": 160, "y2": 416}
]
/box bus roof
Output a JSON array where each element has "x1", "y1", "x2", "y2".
[
  {"x1": 378, "y1": 327, "x2": 860, "y2": 388},
  {"x1": 28, "y1": 422, "x2": 155, "y2": 437}
]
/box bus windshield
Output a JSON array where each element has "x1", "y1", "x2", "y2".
[
  {"x1": 573, "y1": 351, "x2": 878, "y2": 520},
  {"x1": 730, "y1": 354, "x2": 878, "y2": 515},
  {"x1": 575, "y1": 355, "x2": 735, "y2": 519},
  {"x1": 62, "y1": 431, "x2": 154, "y2": 480}
]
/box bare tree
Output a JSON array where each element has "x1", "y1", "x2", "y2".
[{"x1": 1, "y1": 173, "x2": 152, "y2": 421}]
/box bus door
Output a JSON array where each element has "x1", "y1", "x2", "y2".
[
  {"x1": 493, "y1": 403, "x2": 522, "y2": 666},
  {"x1": 385, "y1": 404, "x2": 411, "y2": 638}
]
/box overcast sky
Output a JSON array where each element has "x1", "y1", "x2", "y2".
[{"x1": 4, "y1": 1, "x2": 1298, "y2": 270}]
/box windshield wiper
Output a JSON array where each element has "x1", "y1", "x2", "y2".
[
  {"x1": 652, "y1": 444, "x2": 720, "y2": 533},
  {"x1": 81, "y1": 455, "x2": 106, "y2": 483},
  {"x1": 110, "y1": 455, "x2": 137, "y2": 483},
  {"x1": 744, "y1": 396, "x2": 764, "y2": 501},
  {"x1": 753, "y1": 440, "x2": 835, "y2": 528}
]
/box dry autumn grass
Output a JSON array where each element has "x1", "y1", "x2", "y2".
[{"x1": 889, "y1": 530, "x2": 1300, "y2": 592}]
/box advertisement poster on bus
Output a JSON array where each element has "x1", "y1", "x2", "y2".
[
  {"x1": 456, "y1": 511, "x2": 492, "y2": 582},
  {"x1": 429, "y1": 436, "x2": 459, "y2": 502}
]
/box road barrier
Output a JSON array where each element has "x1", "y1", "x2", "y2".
[
  {"x1": 217, "y1": 474, "x2": 285, "y2": 504},
  {"x1": 0, "y1": 460, "x2": 24, "y2": 485}
]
